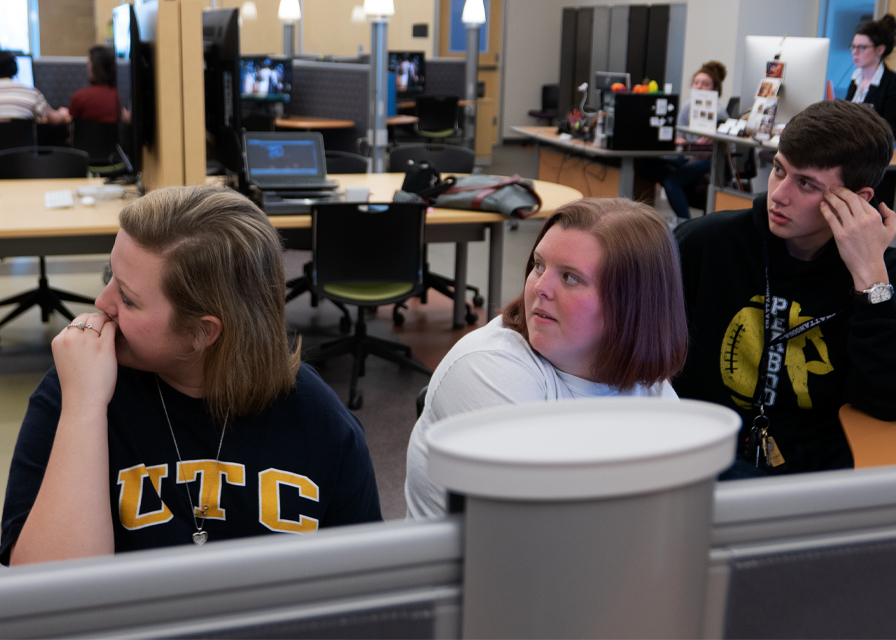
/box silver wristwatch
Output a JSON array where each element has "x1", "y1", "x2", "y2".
[{"x1": 854, "y1": 282, "x2": 895, "y2": 304}]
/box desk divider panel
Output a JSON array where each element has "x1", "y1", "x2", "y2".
[
  {"x1": 287, "y1": 61, "x2": 370, "y2": 153},
  {"x1": 423, "y1": 59, "x2": 465, "y2": 99},
  {"x1": 32, "y1": 58, "x2": 89, "y2": 111}
]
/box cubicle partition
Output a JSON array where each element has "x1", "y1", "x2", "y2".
[
  {"x1": 5, "y1": 465, "x2": 896, "y2": 638},
  {"x1": 32, "y1": 57, "x2": 88, "y2": 111},
  {"x1": 286, "y1": 60, "x2": 370, "y2": 153},
  {"x1": 422, "y1": 58, "x2": 465, "y2": 99}
]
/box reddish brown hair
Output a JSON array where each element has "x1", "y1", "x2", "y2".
[{"x1": 502, "y1": 198, "x2": 687, "y2": 390}]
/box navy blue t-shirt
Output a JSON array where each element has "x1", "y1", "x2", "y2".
[{"x1": 1, "y1": 364, "x2": 381, "y2": 564}]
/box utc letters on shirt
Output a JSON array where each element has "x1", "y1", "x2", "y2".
[{"x1": 117, "y1": 461, "x2": 321, "y2": 533}]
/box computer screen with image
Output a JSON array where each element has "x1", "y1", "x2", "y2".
[
  {"x1": 388, "y1": 51, "x2": 425, "y2": 95},
  {"x1": 240, "y1": 56, "x2": 292, "y2": 103}
]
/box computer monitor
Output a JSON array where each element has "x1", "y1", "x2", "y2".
[
  {"x1": 112, "y1": 1, "x2": 157, "y2": 175},
  {"x1": 741, "y1": 35, "x2": 830, "y2": 125},
  {"x1": 12, "y1": 55, "x2": 33, "y2": 88},
  {"x1": 239, "y1": 56, "x2": 292, "y2": 103},
  {"x1": 388, "y1": 51, "x2": 425, "y2": 95},
  {"x1": 203, "y1": 8, "x2": 243, "y2": 177}
]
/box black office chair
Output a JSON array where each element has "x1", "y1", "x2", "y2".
[
  {"x1": 0, "y1": 119, "x2": 36, "y2": 150},
  {"x1": 0, "y1": 147, "x2": 95, "y2": 333},
  {"x1": 389, "y1": 143, "x2": 475, "y2": 174},
  {"x1": 415, "y1": 95, "x2": 460, "y2": 140},
  {"x1": 325, "y1": 150, "x2": 368, "y2": 174},
  {"x1": 528, "y1": 84, "x2": 559, "y2": 124},
  {"x1": 305, "y1": 202, "x2": 432, "y2": 409},
  {"x1": 388, "y1": 144, "x2": 482, "y2": 327},
  {"x1": 72, "y1": 119, "x2": 127, "y2": 176}
]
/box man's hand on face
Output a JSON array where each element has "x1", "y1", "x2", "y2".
[{"x1": 820, "y1": 186, "x2": 895, "y2": 290}]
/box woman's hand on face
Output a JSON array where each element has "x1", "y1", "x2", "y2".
[{"x1": 51, "y1": 312, "x2": 118, "y2": 411}]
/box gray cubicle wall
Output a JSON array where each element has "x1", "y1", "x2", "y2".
[
  {"x1": 423, "y1": 58, "x2": 465, "y2": 98},
  {"x1": 6, "y1": 468, "x2": 896, "y2": 638},
  {"x1": 287, "y1": 60, "x2": 369, "y2": 154},
  {"x1": 32, "y1": 57, "x2": 89, "y2": 109}
]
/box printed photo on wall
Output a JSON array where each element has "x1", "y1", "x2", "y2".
[{"x1": 765, "y1": 60, "x2": 786, "y2": 79}]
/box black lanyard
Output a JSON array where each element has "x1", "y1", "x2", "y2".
[{"x1": 746, "y1": 242, "x2": 847, "y2": 466}]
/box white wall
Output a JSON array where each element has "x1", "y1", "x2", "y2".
[{"x1": 500, "y1": 0, "x2": 821, "y2": 140}]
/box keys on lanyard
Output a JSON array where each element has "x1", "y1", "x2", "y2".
[{"x1": 749, "y1": 406, "x2": 771, "y2": 467}]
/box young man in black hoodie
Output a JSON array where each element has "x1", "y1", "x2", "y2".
[{"x1": 674, "y1": 99, "x2": 896, "y2": 479}]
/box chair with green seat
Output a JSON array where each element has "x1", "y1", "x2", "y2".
[
  {"x1": 307, "y1": 201, "x2": 432, "y2": 409},
  {"x1": 71, "y1": 119, "x2": 127, "y2": 177},
  {"x1": 415, "y1": 95, "x2": 459, "y2": 140}
]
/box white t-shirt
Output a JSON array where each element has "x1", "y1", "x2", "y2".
[{"x1": 404, "y1": 316, "x2": 678, "y2": 519}]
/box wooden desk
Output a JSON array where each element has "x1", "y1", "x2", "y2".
[
  {"x1": 274, "y1": 116, "x2": 356, "y2": 130},
  {"x1": 387, "y1": 115, "x2": 418, "y2": 126},
  {"x1": 511, "y1": 125, "x2": 706, "y2": 200},
  {"x1": 0, "y1": 175, "x2": 582, "y2": 327}
]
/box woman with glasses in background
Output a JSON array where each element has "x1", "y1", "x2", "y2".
[{"x1": 846, "y1": 14, "x2": 896, "y2": 206}]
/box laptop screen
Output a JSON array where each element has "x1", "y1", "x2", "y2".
[{"x1": 242, "y1": 131, "x2": 331, "y2": 189}]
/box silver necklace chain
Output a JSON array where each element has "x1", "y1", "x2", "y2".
[{"x1": 155, "y1": 375, "x2": 228, "y2": 546}]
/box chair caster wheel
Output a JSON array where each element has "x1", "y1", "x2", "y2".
[
  {"x1": 392, "y1": 309, "x2": 405, "y2": 326},
  {"x1": 348, "y1": 394, "x2": 364, "y2": 410},
  {"x1": 472, "y1": 294, "x2": 485, "y2": 308},
  {"x1": 465, "y1": 311, "x2": 478, "y2": 325},
  {"x1": 340, "y1": 316, "x2": 352, "y2": 334}
]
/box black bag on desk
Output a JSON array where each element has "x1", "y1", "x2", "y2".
[
  {"x1": 398, "y1": 160, "x2": 456, "y2": 203},
  {"x1": 433, "y1": 174, "x2": 542, "y2": 219}
]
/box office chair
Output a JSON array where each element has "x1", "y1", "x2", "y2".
[
  {"x1": 0, "y1": 119, "x2": 36, "y2": 150},
  {"x1": 415, "y1": 95, "x2": 460, "y2": 140},
  {"x1": 389, "y1": 143, "x2": 474, "y2": 174},
  {"x1": 306, "y1": 202, "x2": 432, "y2": 409},
  {"x1": 0, "y1": 146, "x2": 95, "y2": 334},
  {"x1": 325, "y1": 150, "x2": 368, "y2": 174},
  {"x1": 71, "y1": 119, "x2": 128, "y2": 177},
  {"x1": 388, "y1": 144, "x2": 483, "y2": 328},
  {"x1": 527, "y1": 84, "x2": 559, "y2": 124}
]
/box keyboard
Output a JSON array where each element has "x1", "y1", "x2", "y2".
[{"x1": 44, "y1": 190, "x2": 74, "y2": 209}]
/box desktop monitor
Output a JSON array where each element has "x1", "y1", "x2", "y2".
[
  {"x1": 239, "y1": 56, "x2": 292, "y2": 103},
  {"x1": 12, "y1": 54, "x2": 33, "y2": 88},
  {"x1": 741, "y1": 35, "x2": 830, "y2": 125},
  {"x1": 388, "y1": 51, "x2": 425, "y2": 95},
  {"x1": 203, "y1": 8, "x2": 244, "y2": 177},
  {"x1": 112, "y1": 1, "x2": 157, "y2": 175}
]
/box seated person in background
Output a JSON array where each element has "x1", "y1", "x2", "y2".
[
  {"x1": 641, "y1": 61, "x2": 729, "y2": 221},
  {"x1": 0, "y1": 50, "x2": 69, "y2": 124},
  {"x1": 405, "y1": 198, "x2": 688, "y2": 519},
  {"x1": 69, "y1": 45, "x2": 121, "y2": 124},
  {"x1": 673, "y1": 100, "x2": 896, "y2": 479},
  {"x1": 1, "y1": 186, "x2": 381, "y2": 566}
]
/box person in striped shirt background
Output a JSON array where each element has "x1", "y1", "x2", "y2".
[{"x1": 0, "y1": 51, "x2": 69, "y2": 125}]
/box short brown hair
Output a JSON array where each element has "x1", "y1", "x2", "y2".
[
  {"x1": 694, "y1": 60, "x2": 727, "y2": 96},
  {"x1": 119, "y1": 185, "x2": 300, "y2": 421},
  {"x1": 778, "y1": 99, "x2": 894, "y2": 191},
  {"x1": 503, "y1": 198, "x2": 687, "y2": 390},
  {"x1": 88, "y1": 45, "x2": 116, "y2": 88}
]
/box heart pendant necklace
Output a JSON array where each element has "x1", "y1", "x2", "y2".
[{"x1": 156, "y1": 375, "x2": 228, "y2": 546}]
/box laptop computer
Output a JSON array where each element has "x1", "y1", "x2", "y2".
[{"x1": 242, "y1": 131, "x2": 340, "y2": 213}]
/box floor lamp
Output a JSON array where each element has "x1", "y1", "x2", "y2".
[
  {"x1": 462, "y1": 0, "x2": 486, "y2": 152},
  {"x1": 365, "y1": 0, "x2": 394, "y2": 173},
  {"x1": 279, "y1": 0, "x2": 301, "y2": 57}
]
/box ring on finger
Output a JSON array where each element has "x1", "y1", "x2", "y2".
[
  {"x1": 84, "y1": 323, "x2": 101, "y2": 336},
  {"x1": 66, "y1": 322, "x2": 86, "y2": 330}
]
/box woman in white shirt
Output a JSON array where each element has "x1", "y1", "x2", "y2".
[{"x1": 405, "y1": 198, "x2": 688, "y2": 518}]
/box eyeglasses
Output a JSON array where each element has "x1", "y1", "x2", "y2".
[{"x1": 850, "y1": 44, "x2": 871, "y2": 52}]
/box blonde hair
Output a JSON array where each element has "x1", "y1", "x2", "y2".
[
  {"x1": 503, "y1": 198, "x2": 687, "y2": 390},
  {"x1": 119, "y1": 185, "x2": 300, "y2": 421}
]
